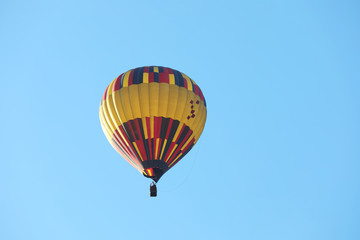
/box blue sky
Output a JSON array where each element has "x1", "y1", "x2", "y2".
[{"x1": 1, "y1": 0, "x2": 359, "y2": 239}]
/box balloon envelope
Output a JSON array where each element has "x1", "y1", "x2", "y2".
[{"x1": 99, "y1": 66, "x2": 207, "y2": 182}]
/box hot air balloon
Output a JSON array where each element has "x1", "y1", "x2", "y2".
[{"x1": 99, "y1": 66, "x2": 207, "y2": 197}]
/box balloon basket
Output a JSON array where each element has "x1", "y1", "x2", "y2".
[{"x1": 150, "y1": 182, "x2": 157, "y2": 197}]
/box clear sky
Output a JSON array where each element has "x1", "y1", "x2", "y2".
[{"x1": 1, "y1": 0, "x2": 359, "y2": 239}]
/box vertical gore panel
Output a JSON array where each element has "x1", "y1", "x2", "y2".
[
  {"x1": 173, "y1": 70, "x2": 180, "y2": 86},
  {"x1": 160, "y1": 118, "x2": 169, "y2": 139},
  {"x1": 166, "y1": 85, "x2": 179, "y2": 118},
  {"x1": 159, "y1": 72, "x2": 169, "y2": 83},
  {"x1": 158, "y1": 83, "x2": 169, "y2": 117},
  {"x1": 154, "y1": 72, "x2": 159, "y2": 83}
]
